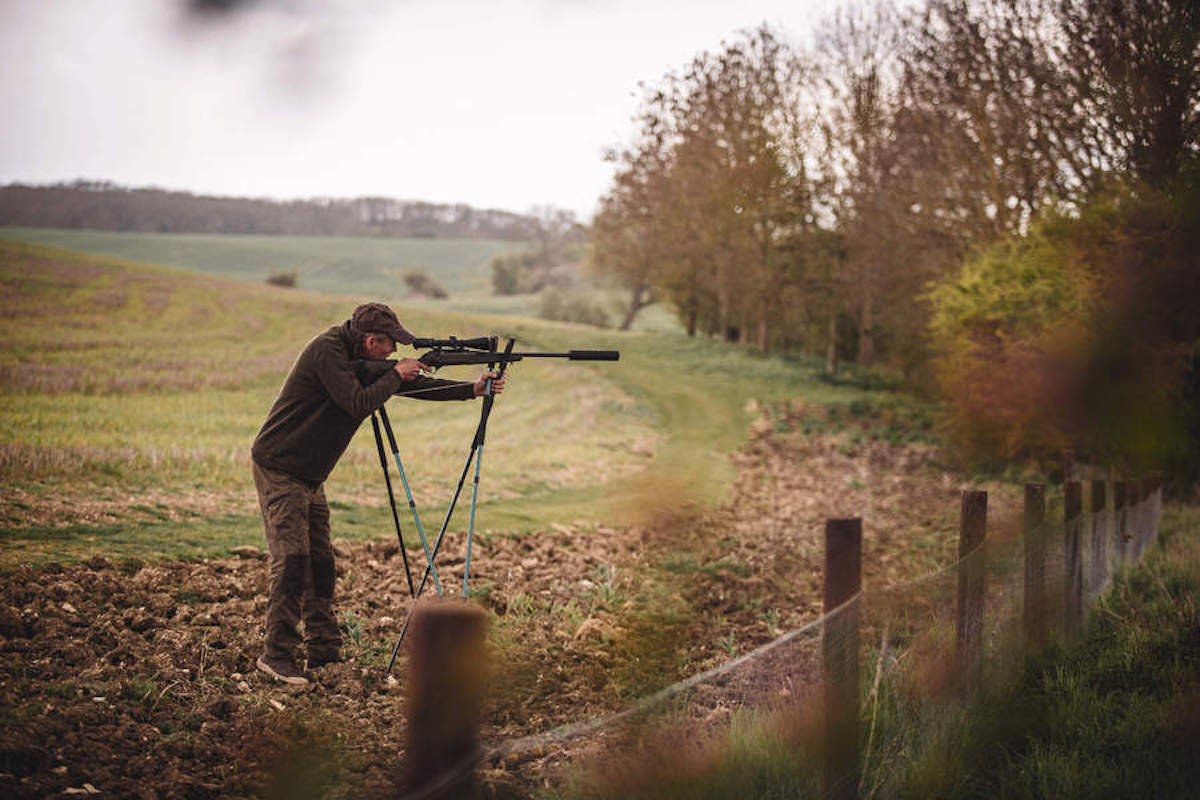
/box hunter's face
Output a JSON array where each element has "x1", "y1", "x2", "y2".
[{"x1": 363, "y1": 334, "x2": 396, "y2": 360}]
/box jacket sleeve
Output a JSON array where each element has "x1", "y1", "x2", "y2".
[
  {"x1": 397, "y1": 375, "x2": 477, "y2": 401},
  {"x1": 315, "y1": 348, "x2": 405, "y2": 420}
]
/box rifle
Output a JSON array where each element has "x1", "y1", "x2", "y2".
[{"x1": 354, "y1": 335, "x2": 619, "y2": 385}]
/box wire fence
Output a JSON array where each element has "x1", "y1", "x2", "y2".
[{"x1": 397, "y1": 473, "x2": 1164, "y2": 799}]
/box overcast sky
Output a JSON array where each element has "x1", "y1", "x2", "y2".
[{"x1": 0, "y1": 0, "x2": 841, "y2": 221}]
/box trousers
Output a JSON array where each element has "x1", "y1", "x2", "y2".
[{"x1": 252, "y1": 459, "x2": 342, "y2": 662}]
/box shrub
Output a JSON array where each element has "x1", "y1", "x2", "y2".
[
  {"x1": 265, "y1": 270, "x2": 298, "y2": 288},
  {"x1": 537, "y1": 288, "x2": 611, "y2": 328},
  {"x1": 926, "y1": 173, "x2": 1200, "y2": 483},
  {"x1": 403, "y1": 269, "x2": 447, "y2": 299}
]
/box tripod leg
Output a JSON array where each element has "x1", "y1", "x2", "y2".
[
  {"x1": 371, "y1": 412, "x2": 415, "y2": 598},
  {"x1": 385, "y1": 609, "x2": 413, "y2": 675},
  {"x1": 463, "y1": 442, "x2": 485, "y2": 598},
  {"x1": 411, "y1": 440, "x2": 477, "y2": 598},
  {"x1": 378, "y1": 405, "x2": 443, "y2": 595}
]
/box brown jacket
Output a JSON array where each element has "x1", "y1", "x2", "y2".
[{"x1": 251, "y1": 321, "x2": 474, "y2": 483}]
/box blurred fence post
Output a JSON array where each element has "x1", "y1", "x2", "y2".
[
  {"x1": 1063, "y1": 482, "x2": 1083, "y2": 636},
  {"x1": 1114, "y1": 481, "x2": 1129, "y2": 566},
  {"x1": 401, "y1": 600, "x2": 488, "y2": 799},
  {"x1": 1131, "y1": 480, "x2": 1146, "y2": 560},
  {"x1": 1147, "y1": 472, "x2": 1156, "y2": 546},
  {"x1": 1023, "y1": 483, "x2": 1047, "y2": 645},
  {"x1": 823, "y1": 518, "x2": 862, "y2": 800},
  {"x1": 1087, "y1": 480, "x2": 1108, "y2": 605},
  {"x1": 956, "y1": 490, "x2": 987, "y2": 682},
  {"x1": 1138, "y1": 477, "x2": 1156, "y2": 559}
]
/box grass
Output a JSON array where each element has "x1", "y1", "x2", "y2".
[
  {"x1": 0, "y1": 226, "x2": 519, "y2": 298},
  {"x1": 0, "y1": 237, "x2": 907, "y2": 568},
  {"x1": 0, "y1": 225, "x2": 682, "y2": 333}
]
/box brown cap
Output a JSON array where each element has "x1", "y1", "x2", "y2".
[{"x1": 350, "y1": 302, "x2": 415, "y2": 345}]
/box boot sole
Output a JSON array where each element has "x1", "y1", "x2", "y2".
[{"x1": 256, "y1": 656, "x2": 309, "y2": 686}]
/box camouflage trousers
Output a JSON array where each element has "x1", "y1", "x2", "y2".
[{"x1": 252, "y1": 460, "x2": 342, "y2": 663}]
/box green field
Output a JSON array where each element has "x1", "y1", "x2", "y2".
[
  {"x1": 0, "y1": 226, "x2": 683, "y2": 332},
  {"x1": 0, "y1": 225, "x2": 518, "y2": 297},
  {"x1": 0, "y1": 236, "x2": 882, "y2": 567}
]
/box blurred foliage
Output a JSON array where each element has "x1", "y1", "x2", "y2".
[{"x1": 928, "y1": 167, "x2": 1200, "y2": 490}]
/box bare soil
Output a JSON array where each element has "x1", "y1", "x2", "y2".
[{"x1": 0, "y1": 410, "x2": 978, "y2": 799}]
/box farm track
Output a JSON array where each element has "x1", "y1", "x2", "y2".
[{"x1": 0, "y1": 414, "x2": 983, "y2": 799}]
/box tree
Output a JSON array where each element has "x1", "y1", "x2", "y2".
[
  {"x1": 1058, "y1": 0, "x2": 1200, "y2": 187},
  {"x1": 593, "y1": 26, "x2": 818, "y2": 351}
]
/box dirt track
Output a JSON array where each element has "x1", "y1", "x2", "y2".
[{"x1": 0, "y1": 411, "x2": 969, "y2": 798}]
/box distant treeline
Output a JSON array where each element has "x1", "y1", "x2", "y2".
[{"x1": 0, "y1": 180, "x2": 545, "y2": 241}]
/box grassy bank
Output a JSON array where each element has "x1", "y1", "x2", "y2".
[
  {"x1": 868, "y1": 503, "x2": 1200, "y2": 799},
  {"x1": 565, "y1": 504, "x2": 1200, "y2": 799}
]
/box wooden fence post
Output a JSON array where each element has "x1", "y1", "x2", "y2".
[
  {"x1": 1023, "y1": 483, "x2": 1047, "y2": 646},
  {"x1": 402, "y1": 600, "x2": 488, "y2": 799},
  {"x1": 1139, "y1": 477, "x2": 1156, "y2": 559},
  {"x1": 1130, "y1": 480, "x2": 1145, "y2": 561},
  {"x1": 956, "y1": 490, "x2": 987, "y2": 681},
  {"x1": 1114, "y1": 481, "x2": 1129, "y2": 566},
  {"x1": 1064, "y1": 482, "x2": 1084, "y2": 636},
  {"x1": 1087, "y1": 479, "x2": 1108, "y2": 604},
  {"x1": 823, "y1": 518, "x2": 862, "y2": 800},
  {"x1": 1147, "y1": 472, "x2": 1156, "y2": 546}
]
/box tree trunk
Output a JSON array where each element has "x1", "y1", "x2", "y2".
[
  {"x1": 859, "y1": 290, "x2": 875, "y2": 366},
  {"x1": 826, "y1": 311, "x2": 838, "y2": 375},
  {"x1": 619, "y1": 281, "x2": 649, "y2": 331}
]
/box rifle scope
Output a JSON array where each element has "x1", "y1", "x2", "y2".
[{"x1": 410, "y1": 336, "x2": 494, "y2": 350}]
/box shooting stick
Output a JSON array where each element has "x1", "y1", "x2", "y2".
[
  {"x1": 384, "y1": 338, "x2": 515, "y2": 675},
  {"x1": 356, "y1": 337, "x2": 620, "y2": 676}
]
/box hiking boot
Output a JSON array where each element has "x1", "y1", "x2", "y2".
[
  {"x1": 256, "y1": 655, "x2": 309, "y2": 686},
  {"x1": 305, "y1": 651, "x2": 343, "y2": 671}
]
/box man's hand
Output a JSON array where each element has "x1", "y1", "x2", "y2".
[
  {"x1": 473, "y1": 371, "x2": 506, "y2": 397},
  {"x1": 393, "y1": 358, "x2": 432, "y2": 381}
]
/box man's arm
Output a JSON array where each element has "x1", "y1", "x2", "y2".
[
  {"x1": 357, "y1": 358, "x2": 504, "y2": 400},
  {"x1": 316, "y1": 349, "x2": 405, "y2": 419},
  {"x1": 396, "y1": 373, "x2": 476, "y2": 401}
]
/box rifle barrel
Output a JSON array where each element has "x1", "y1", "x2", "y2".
[{"x1": 518, "y1": 350, "x2": 620, "y2": 361}]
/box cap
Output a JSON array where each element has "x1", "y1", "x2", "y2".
[{"x1": 350, "y1": 302, "x2": 415, "y2": 345}]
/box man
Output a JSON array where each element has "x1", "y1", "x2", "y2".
[{"x1": 250, "y1": 302, "x2": 504, "y2": 685}]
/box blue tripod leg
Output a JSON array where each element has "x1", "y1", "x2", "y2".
[{"x1": 463, "y1": 442, "x2": 484, "y2": 597}]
